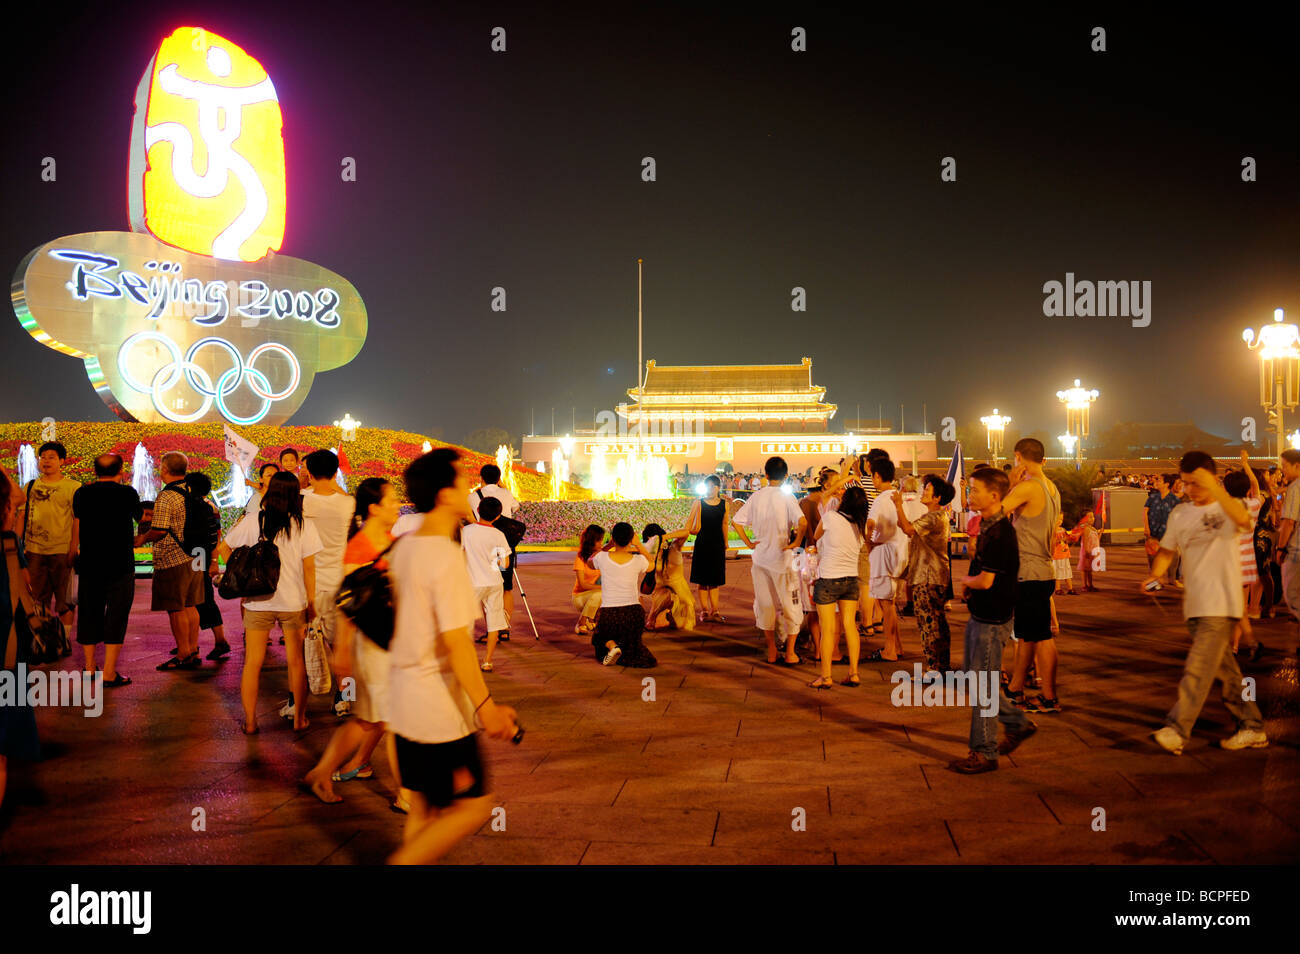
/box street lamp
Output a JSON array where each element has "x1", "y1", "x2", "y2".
[
  {"x1": 1289, "y1": 430, "x2": 1300, "y2": 451},
  {"x1": 1242, "y1": 307, "x2": 1299, "y2": 460},
  {"x1": 1059, "y1": 433, "x2": 1079, "y2": 465},
  {"x1": 1056, "y1": 379, "x2": 1099, "y2": 468},
  {"x1": 334, "y1": 413, "x2": 360, "y2": 442},
  {"x1": 979, "y1": 409, "x2": 1011, "y2": 468}
]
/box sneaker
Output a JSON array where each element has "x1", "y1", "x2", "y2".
[
  {"x1": 602, "y1": 646, "x2": 622, "y2": 666},
  {"x1": 1152, "y1": 726, "x2": 1184, "y2": 755},
  {"x1": 279, "y1": 695, "x2": 295, "y2": 720},
  {"x1": 1220, "y1": 728, "x2": 1269, "y2": 751},
  {"x1": 947, "y1": 751, "x2": 998, "y2": 774},
  {"x1": 998, "y1": 721, "x2": 1038, "y2": 755}
]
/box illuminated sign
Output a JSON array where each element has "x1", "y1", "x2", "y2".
[
  {"x1": 128, "y1": 27, "x2": 285, "y2": 262},
  {"x1": 759, "y1": 442, "x2": 855, "y2": 455},
  {"x1": 584, "y1": 443, "x2": 692, "y2": 456},
  {"x1": 12, "y1": 27, "x2": 366, "y2": 427}
]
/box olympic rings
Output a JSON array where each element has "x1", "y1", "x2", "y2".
[{"x1": 117, "y1": 331, "x2": 302, "y2": 424}]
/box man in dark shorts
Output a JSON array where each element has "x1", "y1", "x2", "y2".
[
  {"x1": 1000, "y1": 438, "x2": 1063, "y2": 713},
  {"x1": 387, "y1": 449, "x2": 519, "y2": 864},
  {"x1": 72, "y1": 454, "x2": 142, "y2": 687}
]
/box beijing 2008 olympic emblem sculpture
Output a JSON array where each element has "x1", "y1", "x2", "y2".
[{"x1": 11, "y1": 27, "x2": 368, "y2": 426}]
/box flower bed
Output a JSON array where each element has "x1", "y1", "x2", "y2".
[
  {"x1": 516, "y1": 498, "x2": 695, "y2": 544},
  {"x1": 0, "y1": 421, "x2": 590, "y2": 505}
]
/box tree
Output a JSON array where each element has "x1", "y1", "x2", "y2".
[
  {"x1": 461, "y1": 427, "x2": 515, "y2": 455},
  {"x1": 1047, "y1": 464, "x2": 1106, "y2": 527}
]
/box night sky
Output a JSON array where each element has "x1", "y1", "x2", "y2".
[{"x1": 3, "y1": 3, "x2": 1297, "y2": 447}]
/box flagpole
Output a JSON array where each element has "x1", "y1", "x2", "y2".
[{"x1": 637, "y1": 258, "x2": 643, "y2": 455}]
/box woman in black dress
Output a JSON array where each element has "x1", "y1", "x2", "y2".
[{"x1": 688, "y1": 475, "x2": 729, "y2": 621}]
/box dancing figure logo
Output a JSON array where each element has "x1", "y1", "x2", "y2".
[{"x1": 12, "y1": 26, "x2": 367, "y2": 427}]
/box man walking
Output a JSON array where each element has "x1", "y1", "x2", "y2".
[
  {"x1": 17, "y1": 441, "x2": 81, "y2": 637},
  {"x1": 141, "y1": 453, "x2": 203, "y2": 670},
  {"x1": 298, "y1": 449, "x2": 355, "y2": 717},
  {"x1": 73, "y1": 454, "x2": 142, "y2": 687},
  {"x1": 1147, "y1": 453, "x2": 1267, "y2": 754},
  {"x1": 1273, "y1": 449, "x2": 1300, "y2": 621},
  {"x1": 948, "y1": 467, "x2": 1036, "y2": 774}
]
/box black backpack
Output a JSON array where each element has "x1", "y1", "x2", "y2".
[
  {"x1": 218, "y1": 529, "x2": 281, "y2": 600},
  {"x1": 336, "y1": 540, "x2": 398, "y2": 649},
  {"x1": 158, "y1": 482, "x2": 209, "y2": 559}
]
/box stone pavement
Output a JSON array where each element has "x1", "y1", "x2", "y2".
[{"x1": 1, "y1": 546, "x2": 1297, "y2": 864}]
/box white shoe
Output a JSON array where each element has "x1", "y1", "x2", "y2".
[
  {"x1": 1152, "y1": 726, "x2": 1184, "y2": 755},
  {"x1": 1221, "y1": 728, "x2": 1268, "y2": 751},
  {"x1": 279, "y1": 698, "x2": 295, "y2": 720},
  {"x1": 602, "y1": 646, "x2": 622, "y2": 666}
]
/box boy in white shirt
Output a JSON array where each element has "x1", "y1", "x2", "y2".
[
  {"x1": 731, "y1": 456, "x2": 807, "y2": 665},
  {"x1": 469, "y1": 463, "x2": 522, "y2": 627},
  {"x1": 1143, "y1": 452, "x2": 1268, "y2": 755},
  {"x1": 462, "y1": 496, "x2": 511, "y2": 672}
]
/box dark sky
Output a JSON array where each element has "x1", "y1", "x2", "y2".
[{"x1": 3, "y1": 3, "x2": 1298, "y2": 447}]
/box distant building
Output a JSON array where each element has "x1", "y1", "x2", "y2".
[{"x1": 523, "y1": 357, "x2": 936, "y2": 477}]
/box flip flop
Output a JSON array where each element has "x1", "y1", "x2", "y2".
[{"x1": 103, "y1": 674, "x2": 132, "y2": 687}]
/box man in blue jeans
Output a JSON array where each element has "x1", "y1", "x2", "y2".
[
  {"x1": 1144, "y1": 452, "x2": 1268, "y2": 754},
  {"x1": 948, "y1": 467, "x2": 1037, "y2": 774}
]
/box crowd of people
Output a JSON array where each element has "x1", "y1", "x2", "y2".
[{"x1": 0, "y1": 435, "x2": 1285, "y2": 860}]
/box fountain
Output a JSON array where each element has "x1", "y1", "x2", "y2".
[
  {"x1": 15, "y1": 444, "x2": 38, "y2": 486},
  {"x1": 550, "y1": 448, "x2": 570, "y2": 500},
  {"x1": 131, "y1": 443, "x2": 159, "y2": 502},
  {"x1": 494, "y1": 444, "x2": 519, "y2": 497},
  {"x1": 589, "y1": 446, "x2": 673, "y2": 500}
]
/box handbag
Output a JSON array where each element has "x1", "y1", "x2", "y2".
[
  {"x1": 304, "y1": 617, "x2": 333, "y2": 695},
  {"x1": 4, "y1": 533, "x2": 65, "y2": 665},
  {"x1": 218, "y1": 531, "x2": 281, "y2": 600},
  {"x1": 335, "y1": 540, "x2": 397, "y2": 649}
]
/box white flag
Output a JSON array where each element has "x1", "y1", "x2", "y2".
[{"x1": 223, "y1": 424, "x2": 259, "y2": 474}]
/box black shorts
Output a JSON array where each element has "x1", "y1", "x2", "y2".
[
  {"x1": 500, "y1": 550, "x2": 517, "y2": 591},
  {"x1": 1015, "y1": 579, "x2": 1056, "y2": 642},
  {"x1": 394, "y1": 733, "x2": 487, "y2": 809}
]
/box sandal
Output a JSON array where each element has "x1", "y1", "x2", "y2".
[
  {"x1": 207, "y1": 644, "x2": 232, "y2": 661},
  {"x1": 156, "y1": 656, "x2": 184, "y2": 671},
  {"x1": 841, "y1": 672, "x2": 861, "y2": 687},
  {"x1": 103, "y1": 674, "x2": 132, "y2": 687},
  {"x1": 178, "y1": 653, "x2": 201, "y2": 670},
  {"x1": 863, "y1": 649, "x2": 897, "y2": 663},
  {"x1": 776, "y1": 655, "x2": 802, "y2": 666},
  {"x1": 481, "y1": 661, "x2": 493, "y2": 672},
  {"x1": 807, "y1": 677, "x2": 833, "y2": 690}
]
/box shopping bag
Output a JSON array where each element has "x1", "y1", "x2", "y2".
[
  {"x1": 304, "y1": 618, "x2": 333, "y2": 695},
  {"x1": 66, "y1": 568, "x2": 79, "y2": 608}
]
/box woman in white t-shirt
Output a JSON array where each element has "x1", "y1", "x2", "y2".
[
  {"x1": 589, "y1": 522, "x2": 657, "y2": 668},
  {"x1": 808, "y1": 486, "x2": 869, "y2": 690},
  {"x1": 214, "y1": 471, "x2": 322, "y2": 735}
]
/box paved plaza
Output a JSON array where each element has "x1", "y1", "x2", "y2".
[{"x1": 1, "y1": 545, "x2": 1297, "y2": 865}]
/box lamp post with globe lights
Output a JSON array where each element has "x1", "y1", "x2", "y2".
[
  {"x1": 980, "y1": 409, "x2": 1011, "y2": 468},
  {"x1": 1242, "y1": 308, "x2": 1299, "y2": 460},
  {"x1": 1056, "y1": 380, "x2": 1099, "y2": 469}
]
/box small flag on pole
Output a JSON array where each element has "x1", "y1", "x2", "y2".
[
  {"x1": 945, "y1": 441, "x2": 965, "y2": 514},
  {"x1": 222, "y1": 424, "x2": 259, "y2": 474}
]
